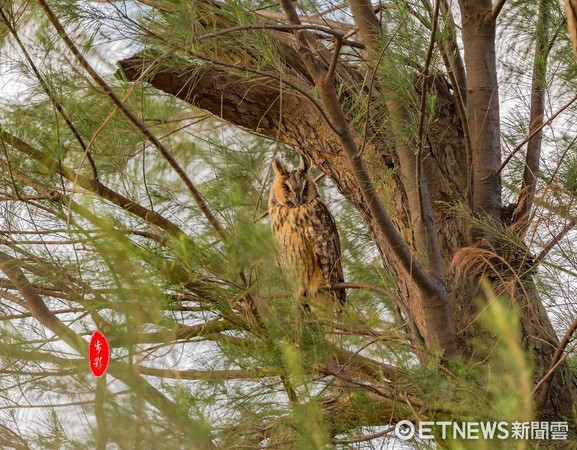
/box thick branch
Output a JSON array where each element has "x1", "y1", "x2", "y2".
[
  {"x1": 513, "y1": 0, "x2": 552, "y2": 235},
  {"x1": 349, "y1": 0, "x2": 380, "y2": 49},
  {"x1": 458, "y1": 0, "x2": 502, "y2": 221}
]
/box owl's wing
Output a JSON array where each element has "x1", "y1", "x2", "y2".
[{"x1": 305, "y1": 199, "x2": 346, "y2": 304}]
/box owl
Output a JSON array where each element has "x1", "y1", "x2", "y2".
[{"x1": 268, "y1": 155, "x2": 346, "y2": 307}]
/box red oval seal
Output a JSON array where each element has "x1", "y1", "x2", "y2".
[{"x1": 89, "y1": 331, "x2": 110, "y2": 377}]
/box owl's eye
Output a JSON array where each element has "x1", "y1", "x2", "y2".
[{"x1": 282, "y1": 184, "x2": 290, "y2": 192}]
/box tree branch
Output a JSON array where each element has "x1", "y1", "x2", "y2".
[
  {"x1": 136, "y1": 366, "x2": 273, "y2": 380},
  {"x1": 0, "y1": 130, "x2": 185, "y2": 237},
  {"x1": 491, "y1": 0, "x2": 508, "y2": 20},
  {"x1": 36, "y1": 0, "x2": 225, "y2": 240},
  {"x1": 459, "y1": 0, "x2": 502, "y2": 221},
  {"x1": 535, "y1": 218, "x2": 577, "y2": 265},
  {"x1": 349, "y1": 0, "x2": 380, "y2": 49},
  {"x1": 534, "y1": 315, "x2": 577, "y2": 408},
  {"x1": 513, "y1": 0, "x2": 552, "y2": 236}
]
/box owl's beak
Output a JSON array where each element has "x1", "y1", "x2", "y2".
[{"x1": 290, "y1": 192, "x2": 302, "y2": 206}]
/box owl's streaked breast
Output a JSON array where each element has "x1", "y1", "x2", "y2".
[
  {"x1": 270, "y1": 200, "x2": 332, "y2": 298},
  {"x1": 268, "y1": 156, "x2": 345, "y2": 304}
]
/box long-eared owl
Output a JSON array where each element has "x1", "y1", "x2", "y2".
[{"x1": 268, "y1": 155, "x2": 345, "y2": 306}]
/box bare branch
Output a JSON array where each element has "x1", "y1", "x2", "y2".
[
  {"x1": 491, "y1": 0, "x2": 508, "y2": 20},
  {"x1": 254, "y1": 9, "x2": 352, "y2": 31},
  {"x1": 535, "y1": 218, "x2": 577, "y2": 264},
  {"x1": 109, "y1": 320, "x2": 240, "y2": 345},
  {"x1": 195, "y1": 22, "x2": 364, "y2": 49},
  {"x1": 534, "y1": 315, "x2": 577, "y2": 407},
  {"x1": 136, "y1": 366, "x2": 273, "y2": 380},
  {"x1": 36, "y1": 0, "x2": 225, "y2": 240},
  {"x1": 513, "y1": 0, "x2": 552, "y2": 236},
  {"x1": 0, "y1": 130, "x2": 185, "y2": 237},
  {"x1": 496, "y1": 92, "x2": 577, "y2": 176}
]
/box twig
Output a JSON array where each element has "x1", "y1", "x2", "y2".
[
  {"x1": 0, "y1": 9, "x2": 98, "y2": 179},
  {"x1": 496, "y1": 92, "x2": 577, "y2": 176},
  {"x1": 491, "y1": 0, "x2": 508, "y2": 21},
  {"x1": 325, "y1": 36, "x2": 343, "y2": 82},
  {"x1": 535, "y1": 218, "x2": 577, "y2": 265},
  {"x1": 136, "y1": 366, "x2": 274, "y2": 380},
  {"x1": 194, "y1": 22, "x2": 364, "y2": 49},
  {"x1": 534, "y1": 316, "x2": 577, "y2": 407},
  {"x1": 36, "y1": 0, "x2": 225, "y2": 240}
]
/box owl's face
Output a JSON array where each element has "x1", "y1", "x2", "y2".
[{"x1": 270, "y1": 156, "x2": 318, "y2": 207}]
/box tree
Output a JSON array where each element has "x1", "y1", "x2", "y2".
[{"x1": 0, "y1": 0, "x2": 576, "y2": 448}]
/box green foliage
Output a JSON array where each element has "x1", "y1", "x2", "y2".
[
  {"x1": 409, "y1": 286, "x2": 533, "y2": 449},
  {"x1": 1, "y1": 0, "x2": 576, "y2": 448}
]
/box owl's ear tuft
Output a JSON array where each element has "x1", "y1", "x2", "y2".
[
  {"x1": 272, "y1": 156, "x2": 290, "y2": 176},
  {"x1": 298, "y1": 154, "x2": 311, "y2": 173}
]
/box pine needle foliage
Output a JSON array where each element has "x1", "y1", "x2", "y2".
[{"x1": 0, "y1": 0, "x2": 576, "y2": 448}]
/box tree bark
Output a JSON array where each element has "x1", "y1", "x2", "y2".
[
  {"x1": 458, "y1": 0, "x2": 502, "y2": 223},
  {"x1": 514, "y1": 0, "x2": 551, "y2": 235}
]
